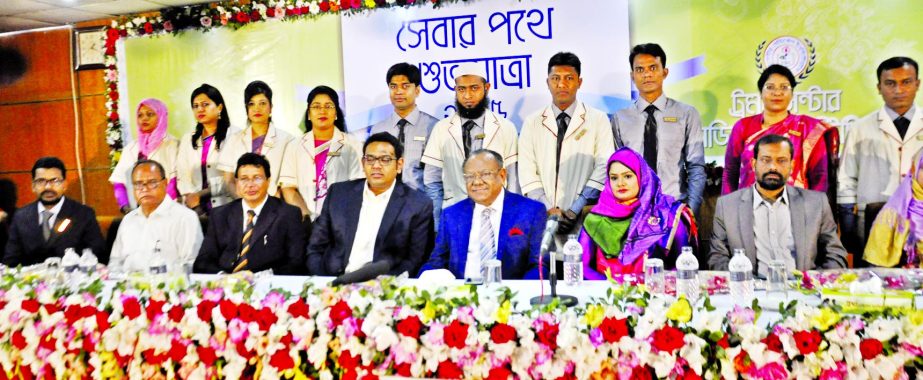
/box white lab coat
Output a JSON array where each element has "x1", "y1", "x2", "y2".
[
  {"x1": 176, "y1": 128, "x2": 240, "y2": 208},
  {"x1": 216, "y1": 123, "x2": 295, "y2": 197},
  {"x1": 108, "y1": 137, "x2": 179, "y2": 208}
]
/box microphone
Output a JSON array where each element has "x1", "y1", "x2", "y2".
[
  {"x1": 530, "y1": 214, "x2": 578, "y2": 307},
  {"x1": 539, "y1": 215, "x2": 559, "y2": 254},
  {"x1": 330, "y1": 260, "x2": 392, "y2": 286}
]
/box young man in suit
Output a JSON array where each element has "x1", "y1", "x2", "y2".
[
  {"x1": 3, "y1": 157, "x2": 106, "y2": 266},
  {"x1": 420, "y1": 149, "x2": 547, "y2": 279},
  {"x1": 709, "y1": 134, "x2": 847, "y2": 277},
  {"x1": 306, "y1": 132, "x2": 435, "y2": 276},
  {"x1": 194, "y1": 153, "x2": 307, "y2": 274}
]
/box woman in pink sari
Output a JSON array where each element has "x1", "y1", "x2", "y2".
[{"x1": 722, "y1": 64, "x2": 838, "y2": 195}]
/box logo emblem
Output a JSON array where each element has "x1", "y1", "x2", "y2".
[{"x1": 756, "y1": 36, "x2": 816, "y2": 82}]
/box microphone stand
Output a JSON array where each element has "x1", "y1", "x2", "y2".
[{"x1": 530, "y1": 236, "x2": 578, "y2": 307}]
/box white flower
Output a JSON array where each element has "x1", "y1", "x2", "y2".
[
  {"x1": 309, "y1": 2, "x2": 320, "y2": 14},
  {"x1": 867, "y1": 318, "x2": 901, "y2": 342},
  {"x1": 692, "y1": 309, "x2": 724, "y2": 333},
  {"x1": 681, "y1": 334, "x2": 707, "y2": 376},
  {"x1": 371, "y1": 325, "x2": 398, "y2": 351}
]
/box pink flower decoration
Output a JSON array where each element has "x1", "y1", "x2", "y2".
[{"x1": 200, "y1": 16, "x2": 212, "y2": 27}]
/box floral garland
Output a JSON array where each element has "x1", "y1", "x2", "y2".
[
  {"x1": 0, "y1": 271, "x2": 920, "y2": 379},
  {"x1": 101, "y1": 0, "x2": 461, "y2": 168}
]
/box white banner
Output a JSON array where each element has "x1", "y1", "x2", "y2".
[{"x1": 340, "y1": 0, "x2": 632, "y2": 131}]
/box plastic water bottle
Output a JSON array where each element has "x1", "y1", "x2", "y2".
[
  {"x1": 675, "y1": 246, "x2": 700, "y2": 303},
  {"x1": 61, "y1": 248, "x2": 80, "y2": 273},
  {"x1": 79, "y1": 249, "x2": 98, "y2": 274},
  {"x1": 728, "y1": 249, "x2": 754, "y2": 305},
  {"x1": 562, "y1": 234, "x2": 583, "y2": 286},
  {"x1": 149, "y1": 241, "x2": 168, "y2": 275}
]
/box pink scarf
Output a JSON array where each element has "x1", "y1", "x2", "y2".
[{"x1": 136, "y1": 98, "x2": 169, "y2": 158}]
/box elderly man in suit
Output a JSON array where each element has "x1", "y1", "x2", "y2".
[
  {"x1": 306, "y1": 132, "x2": 434, "y2": 276},
  {"x1": 4, "y1": 157, "x2": 106, "y2": 266},
  {"x1": 194, "y1": 153, "x2": 306, "y2": 274},
  {"x1": 709, "y1": 134, "x2": 847, "y2": 277},
  {"x1": 420, "y1": 149, "x2": 547, "y2": 280}
]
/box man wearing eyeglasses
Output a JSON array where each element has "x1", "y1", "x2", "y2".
[
  {"x1": 3, "y1": 157, "x2": 106, "y2": 266},
  {"x1": 194, "y1": 153, "x2": 307, "y2": 274},
  {"x1": 420, "y1": 149, "x2": 546, "y2": 280},
  {"x1": 306, "y1": 132, "x2": 434, "y2": 277},
  {"x1": 110, "y1": 160, "x2": 202, "y2": 273}
]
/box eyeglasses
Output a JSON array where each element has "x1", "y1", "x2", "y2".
[
  {"x1": 362, "y1": 155, "x2": 397, "y2": 166},
  {"x1": 309, "y1": 104, "x2": 337, "y2": 111},
  {"x1": 32, "y1": 178, "x2": 64, "y2": 187},
  {"x1": 237, "y1": 176, "x2": 266, "y2": 185},
  {"x1": 132, "y1": 179, "x2": 164, "y2": 190},
  {"x1": 463, "y1": 170, "x2": 499, "y2": 183},
  {"x1": 763, "y1": 85, "x2": 792, "y2": 93}
]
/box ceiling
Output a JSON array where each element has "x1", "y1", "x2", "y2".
[{"x1": 0, "y1": 0, "x2": 212, "y2": 34}]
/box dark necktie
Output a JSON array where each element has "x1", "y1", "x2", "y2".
[
  {"x1": 462, "y1": 120, "x2": 476, "y2": 157},
  {"x1": 396, "y1": 118, "x2": 408, "y2": 183},
  {"x1": 555, "y1": 112, "x2": 570, "y2": 175},
  {"x1": 41, "y1": 210, "x2": 52, "y2": 241},
  {"x1": 643, "y1": 105, "x2": 658, "y2": 171},
  {"x1": 234, "y1": 210, "x2": 256, "y2": 273},
  {"x1": 895, "y1": 116, "x2": 910, "y2": 139}
]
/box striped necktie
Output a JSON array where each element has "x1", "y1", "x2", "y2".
[
  {"x1": 233, "y1": 210, "x2": 256, "y2": 273},
  {"x1": 478, "y1": 207, "x2": 496, "y2": 272}
]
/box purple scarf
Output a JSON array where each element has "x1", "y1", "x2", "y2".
[
  {"x1": 588, "y1": 148, "x2": 679, "y2": 265},
  {"x1": 875, "y1": 154, "x2": 923, "y2": 263}
]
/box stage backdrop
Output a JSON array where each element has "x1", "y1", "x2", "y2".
[
  {"x1": 339, "y1": 0, "x2": 632, "y2": 131},
  {"x1": 121, "y1": 13, "x2": 343, "y2": 142}
]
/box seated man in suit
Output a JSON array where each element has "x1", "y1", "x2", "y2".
[
  {"x1": 709, "y1": 134, "x2": 847, "y2": 277},
  {"x1": 111, "y1": 160, "x2": 202, "y2": 273},
  {"x1": 195, "y1": 153, "x2": 306, "y2": 274},
  {"x1": 307, "y1": 132, "x2": 434, "y2": 276},
  {"x1": 4, "y1": 157, "x2": 106, "y2": 266},
  {"x1": 420, "y1": 149, "x2": 547, "y2": 279}
]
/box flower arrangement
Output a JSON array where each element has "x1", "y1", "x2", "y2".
[
  {"x1": 101, "y1": 0, "x2": 463, "y2": 168},
  {"x1": 0, "y1": 270, "x2": 920, "y2": 379}
]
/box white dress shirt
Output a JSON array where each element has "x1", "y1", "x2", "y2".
[
  {"x1": 242, "y1": 195, "x2": 269, "y2": 232},
  {"x1": 110, "y1": 199, "x2": 203, "y2": 273},
  {"x1": 36, "y1": 197, "x2": 65, "y2": 230},
  {"x1": 752, "y1": 185, "x2": 796, "y2": 276},
  {"x1": 345, "y1": 180, "x2": 396, "y2": 273},
  {"x1": 464, "y1": 190, "x2": 505, "y2": 279}
]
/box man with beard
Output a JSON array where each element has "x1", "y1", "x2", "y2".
[
  {"x1": 3, "y1": 157, "x2": 106, "y2": 266},
  {"x1": 422, "y1": 63, "x2": 520, "y2": 213},
  {"x1": 708, "y1": 134, "x2": 846, "y2": 277}
]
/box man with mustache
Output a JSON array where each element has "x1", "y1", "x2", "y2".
[
  {"x1": 709, "y1": 134, "x2": 846, "y2": 277},
  {"x1": 3, "y1": 157, "x2": 106, "y2": 266},
  {"x1": 421, "y1": 63, "x2": 520, "y2": 214}
]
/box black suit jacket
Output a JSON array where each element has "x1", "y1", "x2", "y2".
[
  {"x1": 306, "y1": 179, "x2": 434, "y2": 276},
  {"x1": 3, "y1": 198, "x2": 106, "y2": 266},
  {"x1": 193, "y1": 196, "x2": 307, "y2": 275}
]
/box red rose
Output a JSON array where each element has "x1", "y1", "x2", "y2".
[
  {"x1": 169, "y1": 339, "x2": 186, "y2": 363},
  {"x1": 235, "y1": 12, "x2": 250, "y2": 23},
  {"x1": 236, "y1": 342, "x2": 255, "y2": 359},
  {"x1": 196, "y1": 300, "x2": 216, "y2": 322},
  {"x1": 599, "y1": 317, "x2": 629, "y2": 343},
  {"x1": 792, "y1": 329, "x2": 822, "y2": 355},
  {"x1": 43, "y1": 302, "x2": 61, "y2": 314},
  {"x1": 733, "y1": 351, "x2": 753, "y2": 373},
  {"x1": 536, "y1": 321, "x2": 559, "y2": 350},
  {"x1": 197, "y1": 346, "x2": 217, "y2": 366},
  {"x1": 237, "y1": 303, "x2": 257, "y2": 323},
  {"x1": 109, "y1": 111, "x2": 119, "y2": 121},
  {"x1": 319, "y1": 1, "x2": 330, "y2": 12},
  {"x1": 145, "y1": 299, "x2": 166, "y2": 321},
  {"x1": 105, "y1": 45, "x2": 116, "y2": 56},
  {"x1": 340, "y1": 0, "x2": 351, "y2": 10},
  {"x1": 286, "y1": 7, "x2": 296, "y2": 16},
  {"x1": 143, "y1": 22, "x2": 153, "y2": 34},
  {"x1": 287, "y1": 298, "x2": 310, "y2": 318},
  {"x1": 281, "y1": 332, "x2": 293, "y2": 345},
  {"x1": 486, "y1": 367, "x2": 512, "y2": 380},
  {"x1": 436, "y1": 360, "x2": 464, "y2": 379},
  {"x1": 82, "y1": 336, "x2": 95, "y2": 353},
  {"x1": 64, "y1": 304, "x2": 82, "y2": 324},
  {"x1": 650, "y1": 326, "x2": 685, "y2": 353},
  {"x1": 250, "y1": 10, "x2": 261, "y2": 22},
  {"x1": 355, "y1": 318, "x2": 367, "y2": 339},
  {"x1": 375, "y1": 0, "x2": 387, "y2": 6},
  {"x1": 142, "y1": 349, "x2": 167, "y2": 365},
  {"x1": 490, "y1": 323, "x2": 516, "y2": 344},
  {"x1": 330, "y1": 300, "x2": 353, "y2": 327},
  {"x1": 38, "y1": 334, "x2": 55, "y2": 350},
  {"x1": 219, "y1": 299, "x2": 238, "y2": 320},
  {"x1": 168, "y1": 305, "x2": 184, "y2": 323},
  {"x1": 443, "y1": 320, "x2": 469, "y2": 349},
  {"x1": 717, "y1": 333, "x2": 730, "y2": 349},
  {"x1": 108, "y1": 82, "x2": 117, "y2": 90},
  {"x1": 96, "y1": 310, "x2": 110, "y2": 332},
  {"x1": 11, "y1": 331, "x2": 26, "y2": 349},
  {"x1": 508, "y1": 227, "x2": 524, "y2": 236},
  {"x1": 300, "y1": 6, "x2": 309, "y2": 14},
  {"x1": 118, "y1": 29, "x2": 127, "y2": 37},
  {"x1": 270, "y1": 349, "x2": 295, "y2": 370},
  {"x1": 629, "y1": 366, "x2": 653, "y2": 380},
  {"x1": 106, "y1": 28, "x2": 120, "y2": 41},
  {"x1": 860, "y1": 338, "x2": 883, "y2": 360},
  {"x1": 679, "y1": 369, "x2": 702, "y2": 380},
  {"x1": 80, "y1": 305, "x2": 96, "y2": 318},
  {"x1": 266, "y1": 7, "x2": 276, "y2": 18},
  {"x1": 338, "y1": 350, "x2": 360, "y2": 369},
  {"x1": 21, "y1": 299, "x2": 40, "y2": 313},
  {"x1": 256, "y1": 307, "x2": 278, "y2": 331},
  {"x1": 109, "y1": 90, "x2": 119, "y2": 101},
  {"x1": 350, "y1": 0, "x2": 363, "y2": 9},
  {"x1": 395, "y1": 362, "x2": 412, "y2": 377},
  {"x1": 762, "y1": 332, "x2": 783, "y2": 353},
  {"x1": 396, "y1": 316, "x2": 424, "y2": 339},
  {"x1": 122, "y1": 297, "x2": 142, "y2": 320}
]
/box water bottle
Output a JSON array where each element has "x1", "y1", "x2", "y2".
[
  {"x1": 79, "y1": 249, "x2": 98, "y2": 274},
  {"x1": 675, "y1": 246, "x2": 699, "y2": 303},
  {"x1": 728, "y1": 249, "x2": 754, "y2": 305},
  {"x1": 149, "y1": 241, "x2": 168, "y2": 275},
  {"x1": 562, "y1": 234, "x2": 583, "y2": 286},
  {"x1": 61, "y1": 248, "x2": 80, "y2": 273}
]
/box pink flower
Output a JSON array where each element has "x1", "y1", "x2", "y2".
[
  {"x1": 202, "y1": 288, "x2": 224, "y2": 302},
  {"x1": 163, "y1": 20, "x2": 173, "y2": 32},
  {"x1": 748, "y1": 362, "x2": 788, "y2": 380},
  {"x1": 728, "y1": 305, "x2": 756, "y2": 328},
  {"x1": 106, "y1": 70, "x2": 118, "y2": 82},
  {"x1": 200, "y1": 16, "x2": 212, "y2": 27},
  {"x1": 818, "y1": 362, "x2": 847, "y2": 380},
  {"x1": 228, "y1": 319, "x2": 249, "y2": 343}
]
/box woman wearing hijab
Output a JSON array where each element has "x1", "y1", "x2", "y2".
[
  {"x1": 865, "y1": 153, "x2": 923, "y2": 268},
  {"x1": 580, "y1": 148, "x2": 698, "y2": 278},
  {"x1": 109, "y1": 98, "x2": 179, "y2": 214}
]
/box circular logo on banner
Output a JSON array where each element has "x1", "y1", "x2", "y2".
[{"x1": 755, "y1": 36, "x2": 816, "y2": 82}]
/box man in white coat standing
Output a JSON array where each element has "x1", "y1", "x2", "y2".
[
  {"x1": 838, "y1": 56, "x2": 923, "y2": 254},
  {"x1": 422, "y1": 63, "x2": 519, "y2": 212},
  {"x1": 519, "y1": 52, "x2": 613, "y2": 241}
]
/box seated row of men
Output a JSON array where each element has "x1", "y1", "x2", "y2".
[{"x1": 4, "y1": 130, "x2": 847, "y2": 279}]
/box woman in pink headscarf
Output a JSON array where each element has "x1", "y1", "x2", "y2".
[{"x1": 108, "y1": 98, "x2": 179, "y2": 214}]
